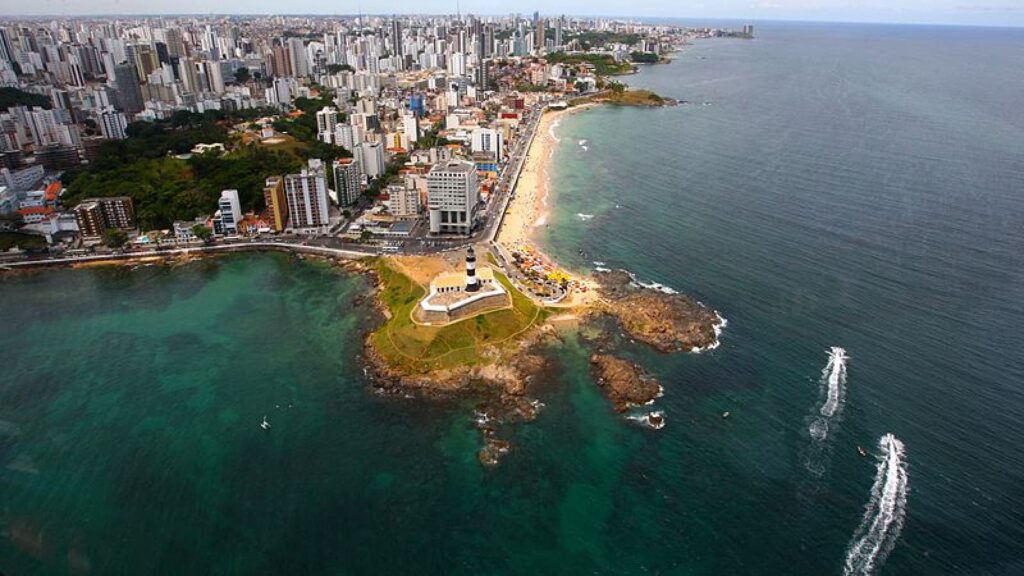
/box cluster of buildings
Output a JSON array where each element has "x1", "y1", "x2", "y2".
[{"x1": 0, "y1": 14, "x2": 707, "y2": 250}]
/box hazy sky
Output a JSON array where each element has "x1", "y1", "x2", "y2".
[{"x1": 0, "y1": 0, "x2": 1022, "y2": 27}]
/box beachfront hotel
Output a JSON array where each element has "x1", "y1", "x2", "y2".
[{"x1": 427, "y1": 159, "x2": 479, "y2": 235}]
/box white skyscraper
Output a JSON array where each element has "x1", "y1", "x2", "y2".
[{"x1": 427, "y1": 159, "x2": 479, "y2": 235}]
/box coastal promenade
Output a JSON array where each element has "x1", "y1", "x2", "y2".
[{"x1": 0, "y1": 241, "x2": 371, "y2": 269}]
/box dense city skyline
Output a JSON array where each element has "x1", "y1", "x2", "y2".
[{"x1": 0, "y1": 1, "x2": 1022, "y2": 27}]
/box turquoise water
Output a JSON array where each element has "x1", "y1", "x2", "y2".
[{"x1": 2, "y1": 22, "x2": 1024, "y2": 575}]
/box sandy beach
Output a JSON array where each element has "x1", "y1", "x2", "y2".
[
  {"x1": 497, "y1": 103, "x2": 598, "y2": 251},
  {"x1": 496, "y1": 103, "x2": 602, "y2": 307}
]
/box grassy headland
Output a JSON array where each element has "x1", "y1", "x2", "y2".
[
  {"x1": 368, "y1": 258, "x2": 549, "y2": 374},
  {"x1": 571, "y1": 88, "x2": 674, "y2": 108}
]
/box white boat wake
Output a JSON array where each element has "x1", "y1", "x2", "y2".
[
  {"x1": 820, "y1": 346, "x2": 848, "y2": 418},
  {"x1": 808, "y1": 347, "x2": 848, "y2": 442},
  {"x1": 804, "y1": 347, "x2": 849, "y2": 476},
  {"x1": 843, "y1": 434, "x2": 909, "y2": 576}
]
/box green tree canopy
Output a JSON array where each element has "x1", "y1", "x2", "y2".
[{"x1": 102, "y1": 229, "x2": 129, "y2": 249}]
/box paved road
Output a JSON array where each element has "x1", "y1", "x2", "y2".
[
  {"x1": 3, "y1": 103, "x2": 549, "y2": 271},
  {"x1": 0, "y1": 241, "x2": 372, "y2": 269}
]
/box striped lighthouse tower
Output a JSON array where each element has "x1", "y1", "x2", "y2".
[{"x1": 465, "y1": 246, "x2": 480, "y2": 292}]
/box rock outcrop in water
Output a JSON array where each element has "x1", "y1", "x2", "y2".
[
  {"x1": 594, "y1": 270, "x2": 721, "y2": 353},
  {"x1": 589, "y1": 354, "x2": 662, "y2": 412}
]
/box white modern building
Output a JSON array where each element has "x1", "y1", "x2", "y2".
[
  {"x1": 316, "y1": 106, "x2": 339, "y2": 143},
  {"x1": 427, "y1": 159, "x2": 478, "y2": 235},
  {"x1": 470, "y1": 127, "x2": 503, "y2": 161},
  {"x1": 402, "y1": 114, "x2": 418, "y2": 144},
  {"x1": 358, "y1": 140, "x2": 386, "y2": 179},
  {"x1": 384, "y1": 183, "x2": 420, "y2": 219},
  {"x1": 216, "y1": 189, "x2": 241, "y2": 235},
  {"x1": 98, "y1": 107, "x2": 128, "y2": 140}
]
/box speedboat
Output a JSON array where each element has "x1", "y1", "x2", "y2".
[
  {"x1": 857, "y1": 445, "x2": 868, "y2": 457},
  {"x1": 261, "y1": 416, "x2": 271, "y2": 430}
]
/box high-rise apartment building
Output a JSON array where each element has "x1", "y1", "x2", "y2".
[
  {"x1": 263, "y1": 176, "x2": 287, "y2": 232},
  {"x1": 285, "y1": 159, "x2": 330, "y2": 233},
  {"x1": 73, "y1": 196, "x2": 136, "y2": 238},
  {"x1": 113, "y1": 62, "x2": 144, "y2": 115},
  {"x1": 98, "y1": 107, "x2": 128, "y2": 140},
  {"x1": 215, "y1": 189, "x2": 241, "y2": 235},
  {"x1": 359, "y1": 140, "x2": 385, "y2": 179},
  {"x1": 332, "y1": 157, "x2": 362, "y2": 207},
  {"x1": 427, "y1": 159, "x2": 478, "y2": 235}
]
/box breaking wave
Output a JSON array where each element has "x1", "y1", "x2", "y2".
[
  {"x1": 548, "y1": 119, "x2": 561, "y2": 142},
  {"x1": 626, "y1": 410, "x2": 666, "y2": 430},
  {"x1": 577, "y1": 213, "x2": 595, "y2": 221},
  {"x1": 842, "y1": 434, "x2": 909, "y2": 576},
  {"x1": 620, "y1": 268, "x2": 679, "y2": 295},
  {"x1": 690, "y1": 312, "x2": 728, "y2": 353}
]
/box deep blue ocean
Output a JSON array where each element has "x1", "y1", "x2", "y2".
[{"x1": 1, "y1": 22, "x2": 1022, "y2": 575}]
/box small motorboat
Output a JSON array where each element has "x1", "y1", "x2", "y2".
[
  {"x1": 261, "y1": 416, "x2": 271, "y2": 430},
  {"x1": 857, "y1": 446, "x2": 868, "y2": 457},
  {"x1": 722, "y1": 411, "x2": 730, "y2": 419}
]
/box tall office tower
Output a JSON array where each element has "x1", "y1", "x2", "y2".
[
  {"x1": 271, "y1": 44, "x2": 291, "y2": 76},
  {"x1": 205, "y1": 60, "x2": 225, "y2": 93},
  {"x1": 133, "y1": 44, "x2": 158, "y2": 80},
  {"x1": 284, "y1": 159, "x2": 330, "y2": 233},
  {"x1": 263, "y1": 176, "x2": 288, "y2": 232},
  {"x1": 332, "y1": 157, "x2": 362, "y2": 207},
  {"x1": 390, "y1": 18, "x2": 403, "y2": 61},
  {"x1": 113, "y1": 62, "x2": 144, "y2": 115},
  {"x1": 427, "y1": 159, "x2": 478, "y2": 235},
  {"x1": 0, "y1": 28, "x2": 15, "y2": 65},
  {"x1": 535, "y1": 18, "x2": 546, "y2": 54},
  {"x1": 164, "y1": 28, "x2": 185, "y2": 57},
  {"x1": 154, "y1": 42, "x2": 170, "y2": 65},
  {"x1": 98, "y1": 107, "x2": 128, "y2": 140},
  {"x1": 288, "y1": 37, "x2": 309, "y2": 77},
  {"x1": 359, "y1": 140, "x2": 385, "y2": 179},
  {"x1": 216, "y1": 189, "x2": 242, "y2": 235},
  {"x1": 476, "y1": 58, "x2": 491, "y2": 89},
  {"x1": 555, "y1": 18, "x2": 563, "y2": 48},
  {"x1": 484, "y1": 24, "x2": 495, "y2": 58}
]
